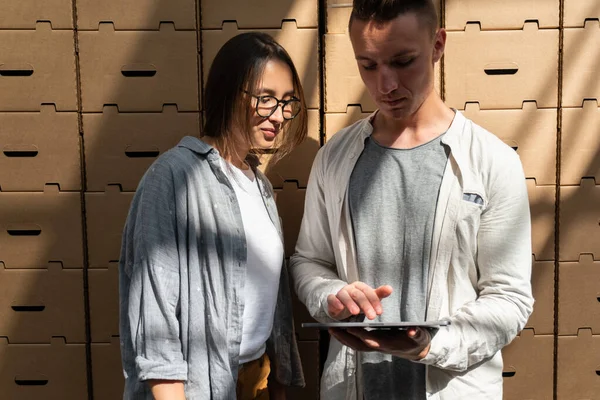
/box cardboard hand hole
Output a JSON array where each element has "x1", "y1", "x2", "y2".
[
  {"x1": 121, "y1": 64, "x2": 157, "y2": 78},
  {"x1": 3, "y1": 151, "x2": 38, "y2": 158},
  {"x1": 11, "y1": 305, "x2": 45, "y2": 312},
  {"x1": 484, "y1": 63, "x2": 519, "y2": 76}
]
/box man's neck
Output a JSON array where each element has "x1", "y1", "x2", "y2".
[{"x1": 372, "y1": 92, "x2": 455, "y2": 149}]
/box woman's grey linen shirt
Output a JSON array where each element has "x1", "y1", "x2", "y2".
[{"x1": 119, "y1": 136, "x2": 304, "y2": 399}]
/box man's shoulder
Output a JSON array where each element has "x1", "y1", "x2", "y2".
[{"x1": 459, "y1": 114, "x2": 520, "y2": 162}]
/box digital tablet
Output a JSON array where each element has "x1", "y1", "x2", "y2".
[{"x1": 302, "y1": 320, "x2": 451, "y2": 330}]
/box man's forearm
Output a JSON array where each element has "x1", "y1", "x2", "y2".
[{"x1": 148, "y1": 380, "x2": 186, "y2": 400}]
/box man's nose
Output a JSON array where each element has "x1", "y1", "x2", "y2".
[{"x1": 377, "y1": 67, "x2": 399, "y2": 95}]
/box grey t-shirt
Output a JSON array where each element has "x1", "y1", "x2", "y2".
[{"x1": 348, "y1": 134, "x2": 449, "y2": 400}]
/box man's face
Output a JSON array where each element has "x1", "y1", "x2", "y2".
[{"x1": 349, "y1": 12, "x2": 445, "y2": 121}]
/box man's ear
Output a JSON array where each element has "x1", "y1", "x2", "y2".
[{"x1": 432, "y1": 28, "x2": 446, "y2": 63}]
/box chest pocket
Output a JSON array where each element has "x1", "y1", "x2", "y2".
[{"x1": 455, "y1": 192, "x2": 485, "y2": 258}]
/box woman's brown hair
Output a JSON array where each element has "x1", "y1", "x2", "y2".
[{"x1": 203, "y1": 32, "x2": 308, "y2": 166}]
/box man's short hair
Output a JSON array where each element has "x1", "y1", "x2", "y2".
[{"x1": 349, "y1": 0, "x2": 439, "y2": 37}]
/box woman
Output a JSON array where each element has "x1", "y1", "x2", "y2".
[{"x1": 119, "y1": 32, "x2": 308, "y2": 400}]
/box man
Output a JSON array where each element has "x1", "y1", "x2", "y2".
[{"x1": 289, "y1": 0, "x2": 534, "y2": 399}]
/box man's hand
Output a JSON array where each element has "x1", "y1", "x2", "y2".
[
  {"x1": 327, "y1": 282, "x2": 393, "y2": 320},
  {"x1": 329, "y1": 327, "x2": 431, "y2": 361}
]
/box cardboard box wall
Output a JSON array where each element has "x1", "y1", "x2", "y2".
[
  {"x1": 559, "y1": 178, "x2": 599, "y2": 261},
  {"x1": 444, "y1": 23, "x2": 559, "y2": 110},
  {"x1": 83, "y1": 106, "x2": 200, "y2": 192},
  {"x1": 77, "y1": 0, "x2": 196, "y2": 30},
  {"x1": 0, "y1": 187, "x2": 83, "y2": 269},
  {"x1": 445, "y1": 0, "x2": 559, "y2": 30},
  {"x1": 557, "y1": 329, "x2": 600, "y2": 399},
  {"x1": 502, "y1": 330, "x2": 554, "y2": 400},
  {"x1": 561, "y1": 101, "x2": 600, "y2": 186},
  {"x1": 85, "y1": 188, "x2": 134, "y2": 268},
  {"x1": 202, "y1": 0, "x2": 318, "y2": 29},
  {"x1": 0, "y1": 338, "x2": 87, "y2": 400},
  {"x1": 0, "y1": 1, "x2": 73, "y2": 29},
  {"x1": 78, "y1": 23, "x2": 199, "y2": 112},
  {"x1": 0, "y1": 264, "x2": 84, "y2": 344},
  {"x1": 564, "y1": 0, "x2": 600, "y2": 28},
  {"x1": 559, "y1": 255, "x2": 600, "y2": 336},
  {"x1": 0, "y1": 23, "x2": 77, "y2": 112},
  {"x1": 527, "y1": 180, "x2": 556, "y2": 262},
  {"x1": 91, "y1": 338, "x2": 124, "y2": 400},
  {"x1": 563, "y1": 22, "x2": 600, "y2": 108},
  {"x1": 89, "y1": 264, "x2": 119, "y2": 342},
  {"x1": 0, "y1": 107, "x2": 80, "y2": 191}
]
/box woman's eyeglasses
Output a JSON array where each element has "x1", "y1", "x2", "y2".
[{"x1": 247, "y1": 93, "x2": 302, "y2": 120}]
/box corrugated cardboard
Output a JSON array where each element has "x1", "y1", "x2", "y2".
[
  {"x1": 0, "y1": 186, "x2": 83, "y2": 269},
  {"x1": 462, "y1": 103, "x2": 557, "y2": 185},
  {"x1": 259, "y1": 109, "x2": 320, "y2": 188},
  {"x1": 502, "y1": 329, "x2": 554, "y2": 400},
  {"x1": 0, "y1": 338, "x2": 87, "y2": 399},
  {"x1": 91, "y1": 338, "x2": 124, "y2": 400},
  {"x1": 446, "y1": 0, "x2": 559, "y2": 30},
  {"x1": 557, "y1": 329, "x2": 600, "y2": 399},
  {"x1": 559, "y1": 255, "x2": 600, "y2": 335},
  {"x1": 0, "y1": 1, "x2": 72, "y2": 29},
  {"x1": 559, "y1": 178, "x2": 599, "y2": 261},
  {"x1": 288, "y1": 341, "x2": 319, "y2": 400},
  {"x1": 0, "y1": 107, "x2": 80, "y2": 191},
  {"x1": 444, "y1": 23, "x2": 559, "y2": 110},
  {"x1": 201, "y1": 0, "x2": 318, "y2": 29},
  {"x1": 324, "y1": 33, "x2": 377, "y2": 113},
  {"x1": 79, "y1": 23, "x2": 199, "y2": 112},
  {"x1": 83, "y1": 106, "x2": 200, "y2": 192},
  {"x1": 325, "y1": 106, "x2": 371, "y2": 141},
  {"x1": 202, "y1": 22, "x2": 320, "y2": 109},
  {"x1": 85, "y1": 187, "x2": 134, "y2": 268},
  {"x1": 527, "y1": 180, "x2": 556, "y2": 261},
  {"x1": 77, "y1": 0, "x2": 196, "y2": 30},
  {"x1": 326, "y1": 0, "x2": 442, "y2": 34},
  {"x1": 89, "y1": 264, "x2": 119, "y2": 342},
  {"x1": 0, "y1": 23, "x2": 77, "y2": 111},
  {"x1": 526, "y1": 258, "x2": 555, "y2": 335},
  {"x1": 563, "y1": 22, "x2": 600, "y2": 108},
  {"x1": 0, "y1": 263, "x2": 84, "y2": 343},
  {"x1": 564, "y1": 0, "x2": 600, "y2": 28},
  {"x1": 274, "y1": 182, "x2": 306, "y2": 258},
  {"x1": 561, "y1": 100, "x2": 600, "y2": 186}
]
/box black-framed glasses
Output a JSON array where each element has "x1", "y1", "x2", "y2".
[{"x1": 247, "y1": 92, "x2": 302, "y2": 120}]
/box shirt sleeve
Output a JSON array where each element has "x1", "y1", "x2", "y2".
[
  {"x1": 419, "y1": 150, "x2": 534, "y2": 371},
  {"x1": 289, "y1": 148, "x2": 348, "y2": 323},
  {"x1": 120, "y1": 161, "x2": 188, "y2": 382}
]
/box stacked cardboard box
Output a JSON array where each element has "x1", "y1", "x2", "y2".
[
  {"x1": 76, "y1": 0, "x2": 201, "y2": 397},
  {"x1": 558, "y1": 5, "x2": 600, "y2": 397},
  {"x1": 443, "y1": 1, "x2": 560, "y2": 398},
  {"x1": 0, "y1": 4, "x2": 88, "y2": 398}
]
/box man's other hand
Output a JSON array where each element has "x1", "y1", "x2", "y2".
[{"x1": 329, "y1": 327, "x2": 431, "y2": 361}]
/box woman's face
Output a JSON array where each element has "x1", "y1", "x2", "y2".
[{"x1": 249, "y1": 59, "x2": 296, "y2": 149}]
